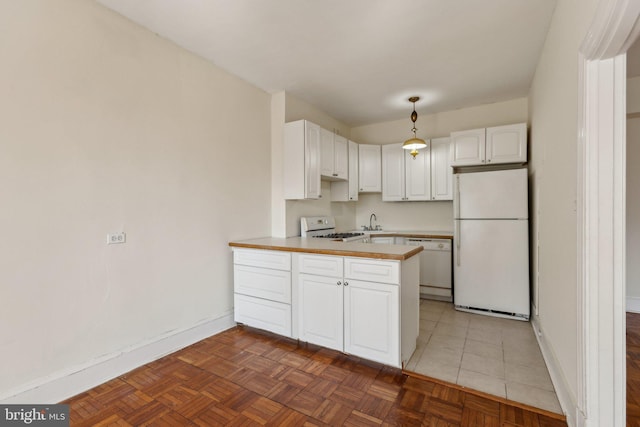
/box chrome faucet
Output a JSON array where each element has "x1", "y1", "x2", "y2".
[{"x1": 369, "y1": 213, "x2": 377, "y2": 231}]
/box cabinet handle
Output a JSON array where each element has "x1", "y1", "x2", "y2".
[
  {"x1": 337, "y1": 281, "x2": 342, "y2": 286},
  {"x1": 487, "y1": 159, "x2": 491, "y2": 163},
  {"x1": 344, "y1": 281, "x2": 349, "y2": 286},
  {"x1": 333, "y1": 173, "x2": 338, "y2": 176}
]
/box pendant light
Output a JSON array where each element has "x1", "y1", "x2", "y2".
[{"x1": 402, "y1": 96, "x2": 427, "y2": 159}]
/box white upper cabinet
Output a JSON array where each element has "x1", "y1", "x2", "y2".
[
  {"x1": 450, "y1": 129, "x2": 486, "y2": 166},
  {"x1": 382, "y1": 143, "x2": 406, "y2": 201},
  {"x1": 405, "y1": 146, "x2": 431, "y2": 201},
  {"x1": 430, "y1": 137, "x2": 453, "y2": 200},
  {"x1": 450, "y1": 123, "x2": 527, "y2": 166},
  {"x1": 331, "y1": 140, "x2": 359, "y2": 202},
  {"x1": 485, "y1": 123, "x2": 527, "y2": 164},
  {"x1": 333, "y1": 135, "x2": 348, "y2": 179},
  {"x1": 284, "y1": 120, "x2": 321, "y2": 200},
  {"x1": 358, "y1": 144, "x2": 382, "y2": 193},
  {"x1": 382, "y1": 143, "x2": 431, "y2": 201},
  {"x1": 320, "y1": 129, "x2": 348, "y2": 181},
  {"x1": 320, "y1": 128, "x2": 334, "y2": 177}
]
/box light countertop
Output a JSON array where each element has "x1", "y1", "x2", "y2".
[
  {"x1": 357, "y1": 230, "x2": 454, "y2": 239},
  {"x1": 228, "y1": 236, "x2": 423, "y2": 261}
]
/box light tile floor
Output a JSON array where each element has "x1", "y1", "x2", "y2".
[{"x1": 405, "y1": 299, "x2": 562, "y2": 414}]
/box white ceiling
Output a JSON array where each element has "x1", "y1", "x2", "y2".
[{"x1": 96, "y1": 0, "x2": 557, "y2": 126}]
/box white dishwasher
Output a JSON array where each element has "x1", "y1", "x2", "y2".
[{"x1": 406, "y1": 238, "x2": 452, "y2": 301}]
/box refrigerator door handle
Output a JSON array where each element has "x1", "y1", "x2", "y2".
[
  {"x1": 455, "y1": 175, "x2": 460, "y2": 219},
  {"x1": 455, "y1": 220, "x2": 461, "y2": 266}
]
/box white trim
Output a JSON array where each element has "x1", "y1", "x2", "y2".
[
  {"x1": 531, "y1": 318, "x2": 574, "y2": 426},
  {"x1": 0, "y1": 311, "x2": 235, "y2": 404},
  {"x1": 577, "y1": 1, "x2": 640, "y2": 426},
  {"x1": 626, "y1": 297, "x2": 640, "y2": 313}
]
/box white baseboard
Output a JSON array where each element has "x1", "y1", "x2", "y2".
[
  {"x1": 0, "y1": 311, "x2": 235, "y2": 404},
  {"x1": 530, "y1": 317, "x2": 576, "y2": 427},
  {"x1": 627, "y1": 296, "x2": 640, "y2": 313}
]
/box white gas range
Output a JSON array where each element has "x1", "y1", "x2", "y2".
[{"x1": 300, "y1": 216, "x2": 369, "y2": 243}]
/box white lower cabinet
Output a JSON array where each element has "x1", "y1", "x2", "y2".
[
  {"x1": 234, "y1": 294, "x2": 292, "y2": 337},
  {"x1": 344, "y1": 279, "x2": 399, "y2": 365},
  {"x1": 232, "y1": 248, "x2": 419, "y2": 368},
  {"x1": 233, "y1": 248, "x2": 295, "y2": 338},
  {"x1": 299, "y1": 273, "x2": 344, "y2": 351},
  {"x1": 296, "y1": 253, "x2": 413, "y2": 367},
  {"x1": 370, "y1": 236, "x2": 395, "y2": 244}
]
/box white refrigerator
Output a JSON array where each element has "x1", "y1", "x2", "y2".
[{"x1": 453, "y1": 168, "x2": 529, "y2": 320}]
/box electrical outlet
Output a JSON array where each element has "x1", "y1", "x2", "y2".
[{"x1": 107, "y1": 232, "x2": 126, "y2": 244}]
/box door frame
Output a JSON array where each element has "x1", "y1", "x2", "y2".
[{"x1": 577, "y1": 1, "x2": 640, "y2": 425}]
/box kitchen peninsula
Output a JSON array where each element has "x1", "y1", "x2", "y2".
[{"x1": 228, "y1": 238, "x2": 422, "y2": 368}]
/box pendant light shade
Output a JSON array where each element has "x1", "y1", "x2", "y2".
[{"x1": 402, "y1": 96, "x2": 427, "y2": 158}]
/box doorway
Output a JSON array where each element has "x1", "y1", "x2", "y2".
[{"x1": 577, "y1": 1, "x2": 640, "y2": 425}]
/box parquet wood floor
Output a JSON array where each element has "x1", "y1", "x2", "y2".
[
  {"x1": 64, "y1": 326, "x2": 567, "y2": 426},
  {"x1": 628, "y1": 312, "x2": 640, "y2": 426}
]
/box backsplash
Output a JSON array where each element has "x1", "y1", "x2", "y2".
[
  {"x1": 354, "y1": 193, "x2": 454, "y2": 232},
  {"x1": 285, "y1": 183, "x2": 453, "y2": 236}
]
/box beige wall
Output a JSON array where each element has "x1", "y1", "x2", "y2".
[
  {"x1": 629, "y1": 76, "x2": 640, "y2": 114},
  {"x1": 627, "y1": 74, "x2": 640, "y2": 301},
  {"x1": 350, "y1": 98, "x2": 528, "y2": 231},
  {"x1": 628, "y1": 117, "x2": 640, "y2": 300},
  {"x1": 528, "y1": 0, "x2": 599, "y2": 411},
  {"x1": 0, "y1": 0, "x2": 271, "y2": 398},
  {"x1": 351, "y1": 97, "x2": 528, "y2": 143},
  {"x1": 271, "y1": 92, "x2": 287, "y2": 237}
]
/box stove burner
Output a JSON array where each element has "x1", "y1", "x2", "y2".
[{"x1": 314, "y1": 232, "x2": 365, "y2": 239}]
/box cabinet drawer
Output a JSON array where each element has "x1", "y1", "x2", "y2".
[
  {"x1": 234, "y1": 265, "x2": 291, "y2": 303},
  {"x1": 298, "y1": 254, "x2": 343, "y2": 277},
  {"x1": 344, "y1": 257, "x2": 400, "y2": 284},
  {"x1": 234, "y1": 294, "x2": 292, "y2": 337},
  {"x1": 234, "y1": 248, "x2": 291, "y2": 271}
]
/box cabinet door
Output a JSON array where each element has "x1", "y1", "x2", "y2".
[
  {"x1": 234, "y1": 293, "x2": 292, "y2": 337},
  {"x1": 304, "y1": 122, "x2": 321, "y2": 199},
  {"x1": 299, "y1": 273, "x2": 344, "y2": 351},
  {"x1": 234, "y1": 265, "x2": 291, "y2": 303},
  {"x1": 331, "y1": 140, "x2": 359, "y2": 202},
  {"x1": 450, "y1": 128, "x2": 485, "y2": 166},
  {"x1": 333, "y1": 134, "x2": 348, "y2": 180},
  {"x1": 233, "y1": 248, "x2": 291, "y2": 270},
  {"x1": 344, "y1": 279, "x2": 400, "y2": 366},
  {"x1": 284, "y1": 120, "x2": 320, "y2": 200},
  {"x1": 320, "y1": 128, "x2": 335, "y2": 178},
  {"x1": 430, "y1": 137, "x2": 453, "y2": 200},
  {"x1": 371, "y1": 237, "x2": 395, "y2": 245},
  {"x1": 405, "y1": 145, "x2": 431, "y2": 201},
  {"x1": 486, "y1": 123, "x2": 527, "y2": 164},
  {"x1": 344, "y1": 257, "x2": 400, "y2": 284},
  {"x1": 382, "y1": 143, "x2": 405, "y2": 201},
  {"x1": 347, "y1": 141, "x2": 359, "y2": 200},
  {"x1": 358, "y1": 144, "x2": 382, "y2": 192}
]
